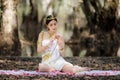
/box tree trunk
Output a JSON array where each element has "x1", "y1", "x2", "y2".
[
  {"x1": 117, "y1": 0, "x2": 120, "y2": 17},
  {"x1": 19, "y1": 0, "x2": 40, "y2": 57},
  {"x1": 117, "y1": 0, "x2": 120, "y2": 57},
  {"x1": 0, "y1": 0, "x2": 21, "y2": 56}
]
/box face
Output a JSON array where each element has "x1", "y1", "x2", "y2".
[{"x1": 47, "y1": 20, "x2": 57, "y2": 33}]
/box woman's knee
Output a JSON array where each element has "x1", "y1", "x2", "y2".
[
  {"x1": 39, "y1": 63, "x2": 45, "y2": 68},
  {"x1": 38, "y1": 63, "x2": 44, "y2": 70},
  {"x1": 39, "y1": 63, "x2": 56, "y2": 72},
  {"x1": 38, "y1": 63, "x2": 49, "y2": 70}
]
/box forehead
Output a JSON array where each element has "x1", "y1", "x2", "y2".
[{"x1": 48, "y1": 20, "x2": 57, "y2": 24}]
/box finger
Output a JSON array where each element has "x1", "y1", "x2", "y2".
[{"x1": 55, "y1": 34, "x2": 60, "y2": 39}]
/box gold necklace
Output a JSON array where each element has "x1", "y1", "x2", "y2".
[{"x1": 48, "y1": 31, "x2": 54, "y2": 39}]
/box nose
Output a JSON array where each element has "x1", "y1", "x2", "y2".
[{"x1": 53, "y1": 25, "x2": 56, "y2": 29}]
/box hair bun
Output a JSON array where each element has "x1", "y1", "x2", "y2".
[{"x1": 46, "y1": 15, "x2": 57, "y2": 24}]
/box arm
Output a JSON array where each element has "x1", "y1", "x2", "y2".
[
  {"x1": 56, "y1": 34, "x2": 65, "y2": 57},
  {"x1": 37, "y1": 31, "x2": 45, "y2": 53},
  {"x1": 37, "y1": 31, "x2": 54, "y2": 54}
]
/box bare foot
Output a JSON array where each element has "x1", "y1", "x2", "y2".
[
  {"x1": 79, "y1": 67, "x2": 91, "y2": 71},
  {"x1": 74, "y1": 65, "x2": 91, "y2": 72}
]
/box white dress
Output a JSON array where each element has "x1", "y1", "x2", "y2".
[{"x1": 41, "y1": 39, "x2": 72, "y2": 71}]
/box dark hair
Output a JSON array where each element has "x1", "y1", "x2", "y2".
[{"x1": 46, "y1": 15, "x2": 57, "y2": 25}]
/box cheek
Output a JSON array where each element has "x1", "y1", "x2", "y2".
[
  {"x1": 47, "y1": 25, "x2": 50, "y2": 29},
  {"x1": 49, "y1": 26, "x2": 52, "y2": 30}
]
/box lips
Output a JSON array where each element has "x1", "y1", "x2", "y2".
[{"x1": 52, "y1": 28, "x2": 56, "y2": 31}]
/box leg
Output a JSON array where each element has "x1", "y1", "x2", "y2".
[
  {"x1": 61, "y1": 64, "x2": 90, "y2": 74},
  {"x1": 38, "y1": 63, "x2": 56, "y2": 72},
  {"x1": 74, "y1": 65, "x2": 90, "y2": 71},
  {"x1": 61, "y1": 64, "x2": 79, "y2": 73}
]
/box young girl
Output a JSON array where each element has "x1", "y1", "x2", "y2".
[{"x1": 37, "y1": 15, "x2": 89, "y2": 73}]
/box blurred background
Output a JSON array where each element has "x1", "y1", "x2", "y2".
[{"x1": 0, "y1": 0, "x2": 120, "y2": 57}]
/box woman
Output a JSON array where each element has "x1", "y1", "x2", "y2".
[{"x1": 37, "y1": 15, "x2": 89, "y2": 73}]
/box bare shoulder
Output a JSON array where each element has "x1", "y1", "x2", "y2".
[{"x1": 38, "y1": 31, "x2": 45, "y2": 36}]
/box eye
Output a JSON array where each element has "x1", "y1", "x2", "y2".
[{"x1": 50, "y1": 24, "x2": 53, "y2": 26}]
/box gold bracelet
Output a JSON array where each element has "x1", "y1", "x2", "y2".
[
  {"x1": 60, "y1": 48, "x2": 64, "y2": 51},
  {"x1": 45, "y1": 45, "x2": 49, "y2": 49}
]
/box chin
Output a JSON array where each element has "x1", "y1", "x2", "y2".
[{"x1": 52, "y1": 30, "x2": 56, "y2": 33}]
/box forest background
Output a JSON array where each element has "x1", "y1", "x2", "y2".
[{"x1": 0, "y1": 0, "x2": 120, "y2": 57}]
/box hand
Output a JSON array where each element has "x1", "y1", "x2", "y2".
[
  {"x1": 44, "y1": 38, "x2": 54, "y2": 50},
  {"x1": 55, "y1": 34, "x2": 60, "y2": 39},
  {"x1": 55, "y1": 34, "x2": 64, "y2": 48}
]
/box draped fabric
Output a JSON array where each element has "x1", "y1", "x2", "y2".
[{"x1": 41, "y1": 39, "x2": 60, "y2": 63}]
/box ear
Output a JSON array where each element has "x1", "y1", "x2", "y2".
[{"x1": 46, "y1": 25, "x2": 50, "y2": 30}]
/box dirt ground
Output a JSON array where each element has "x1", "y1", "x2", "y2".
[{"x1": 0, "y1": 56, "x2": 120, "y2": 80}]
